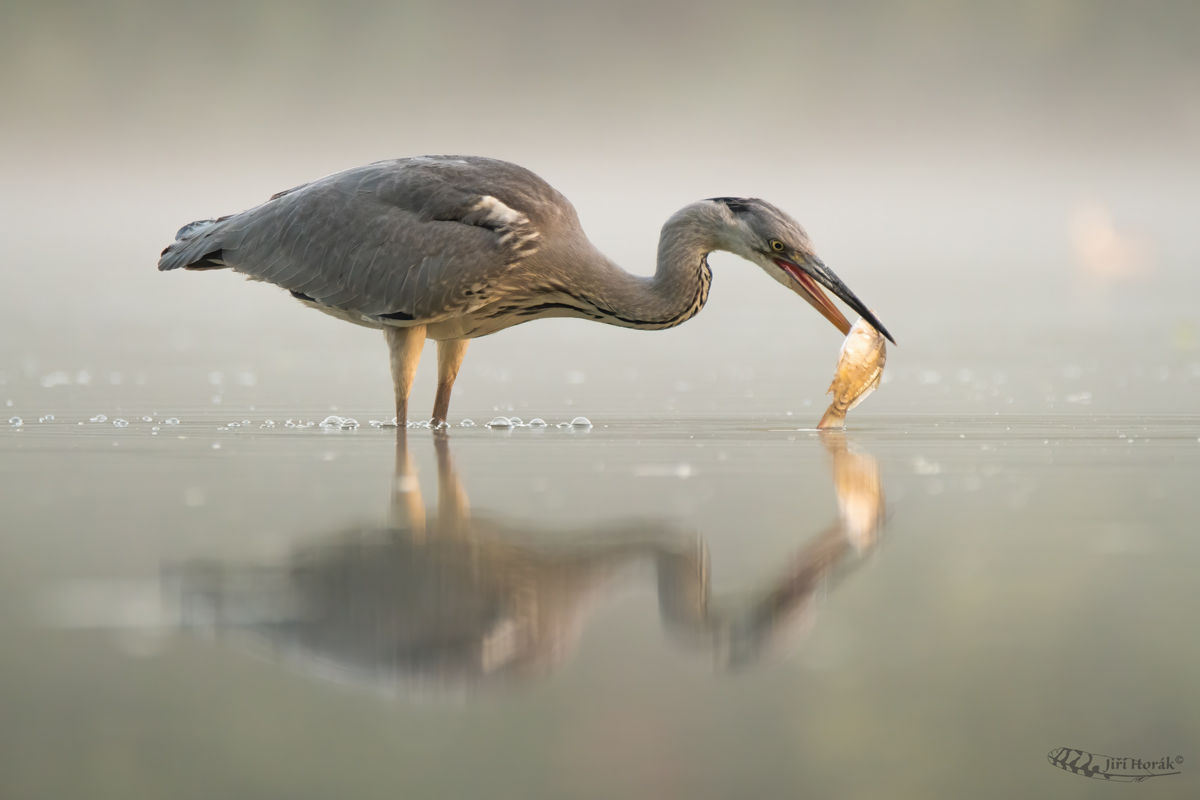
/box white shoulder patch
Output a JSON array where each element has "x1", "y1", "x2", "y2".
[{"x1": 473, "y1": 195, "x2": 527, "y2": 227}]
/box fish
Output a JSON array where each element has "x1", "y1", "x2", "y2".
[{"x1": 817, "y1": 316, "x2": 887, "y2": 429}]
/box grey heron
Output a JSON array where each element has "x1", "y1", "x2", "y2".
[{"x1": 159, "y1": 156, "x2": 893, "y2": 423}]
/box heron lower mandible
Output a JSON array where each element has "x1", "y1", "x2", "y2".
[{"x1": 159, "y1": 156, "x2": 894, "y2": 423}]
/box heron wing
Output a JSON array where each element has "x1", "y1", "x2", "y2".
[{"x1": 158, "y1": 157, "x2": 569, "y2": 322}]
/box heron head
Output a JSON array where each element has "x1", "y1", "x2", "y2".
[{"x1": 706, "y1": 197, "x2": 895, "y2": 344}]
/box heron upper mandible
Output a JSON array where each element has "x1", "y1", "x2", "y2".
[{"x1": 159, "y1": 156, "x2": 894, "y2": 423}]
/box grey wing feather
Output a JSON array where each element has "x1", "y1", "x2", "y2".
[{"x1": 157, "y1": 156, "x2": 572, "y2": 323}]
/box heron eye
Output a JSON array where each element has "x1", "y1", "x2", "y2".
[{"x1": 770, "y1": 240, "x2": 784, "y2": 252}]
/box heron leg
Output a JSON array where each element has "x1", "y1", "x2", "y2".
[
  {"x1": 385, "y1": 324, "x2": 426, "y2": 424},
  {"x1": 432, "y1": 339, "x2": 469, "y2": 424}
]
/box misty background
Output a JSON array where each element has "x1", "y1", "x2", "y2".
[{"x1": 2, "y1": 0, "x2": 1198, "y2": 420}]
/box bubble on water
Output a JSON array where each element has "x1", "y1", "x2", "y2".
[
  {"x1": 528, "y1": 418, "x2": 547, "y2": 427},
  {"x1": 285, "y1": 420, "x2": 296, "y2": 427},
  {"x1": 570, "y1": 417, "x2": 592, "y2": 428},
  {"x1": 557, "y1": 422, "x2": 571, "y2": 428},
  {"x1": 9, "y1": 417, "x2": 22, "y2": 426},
  {"x1": 113, "y1": 419, "x2": 129, "y2": 427},
  {"x1": 228, "y1": 422, "x2": 240, "y2": 427},
  {"x1": 487, "y1": 416, "x2": 512, "y2": 428},
  {"x1": 151, "y1": 426, "x2": 160, "y2": 431},
  {"x1": 431, "y1": 420, "x2": 449, "y2": 431},
  {"x1": 165, "y1": 418, "x2": 180, "y2": 425},
  {"x1": 319, "y1": 415, "x2": 345, "y2": 428},
  {"x1": 211, "y1": 395, "x2": 223, "y2": 405},
  {"x1": 341, "y1": 418, "x2": 360, "y2": 429},
  {"x1": 1065, "y1": 391, "x2": 1093, "y2": 405},
  {"x1": 217, "y1": 427, "x2": 228, "y2": 431},
  {"x1": 509, "y1": 416, "x2": 525, "y2": 426},
  {"x1": 208, "y1": 372, "x2": 223, "y2": 386},
  {"x1": 40, "y1": 415, "x2": 55, "y2": 422},
  {"x1": 212, "y1": 443, "x2": 221, "y2": 449},
  {"x1": 241, "y1": 420, "x2": 251, "y2": 425},
  {"x1": 141, "y1": 416, "x2": 152, "y2": 422},
  {"x1": 262, "y1": 420, "x2": 275, "y2": 428},
  {"x1": 460, "y1": 419, "x2": 475, "y2": 427},
  {"x1": 369, "y1": 420, "x2": 382, "y2": 428},
  {"x1": 90, "y1": 415, "x2": 107, "y2": 423},
  {"x1": 40, "y1": 371, "x2": 72, "y2": 388}
]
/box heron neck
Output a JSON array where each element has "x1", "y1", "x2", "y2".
[{"x1": 583, "y1": 205, "x2": 718, "y2": 330}]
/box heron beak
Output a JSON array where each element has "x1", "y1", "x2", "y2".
[{"x1": 775, "y1": 255, "x2": 896, "y2": 344}]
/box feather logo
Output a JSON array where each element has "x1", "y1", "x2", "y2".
[{"x1": 1047, "y1": 748, "x2": 1182, "y2": 782}]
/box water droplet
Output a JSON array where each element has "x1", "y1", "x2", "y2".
[
  {"x1": 460, "y1": 419, "x2": 476, "y2": 427},
  {"x1": 528, "y1": 418, "x2": 547, "y2": 427},
  {"x1": 9, "y1": 417, "x2": 22, "y2": 426},
  {"x1": 319, "y1": 415, "x2": 344, "y2": 428},
  {"x1": 141, "y1": 416, "x2": 152, "y2": 422},
  {"x1": 165, "y1": 418, "x2": 180, "y2": 425},
  {"x1": 90, "y1": 415, "x2": 107, "y2": 423},
  {"x1": 509, "y1": 416, "x2": 524, "y2": 426},
  {"x1": 570, "y1": 417, "x2": 592, "y2": 428},
  {"x1": 113, "y1": 419, "x2": 129, "y2": 427},
  {"x1": 487, "y1": 416, "x2": 512, "y2": 428}
]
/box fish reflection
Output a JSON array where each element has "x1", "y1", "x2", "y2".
[{"x1": 166, "y1": 432, "x2": 886, "y2": 693}]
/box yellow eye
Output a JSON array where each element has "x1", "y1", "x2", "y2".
[{"x1": 770, "y1": 240, "x2": 785, "y2": 252}]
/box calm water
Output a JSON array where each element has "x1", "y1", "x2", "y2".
[{"x1": 2, "y1": 406, "x2": 1198, "y2": 798}]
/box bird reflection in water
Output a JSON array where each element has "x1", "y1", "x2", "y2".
[{"x1": 166, "y1": 432, "x2": 886, "y2": 693}]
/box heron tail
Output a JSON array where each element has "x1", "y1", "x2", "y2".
[{"x1": 157, "y1": 216, "x2": 231, "y2": 271}]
